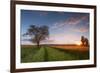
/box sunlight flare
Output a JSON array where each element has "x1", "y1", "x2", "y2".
[{"x1": 76, "y1": 41, "x2": 82, "y2": 46}]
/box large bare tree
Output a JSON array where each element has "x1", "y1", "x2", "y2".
[{"x1": 24, "y1": 25, "x2": 49, "y2": 48}]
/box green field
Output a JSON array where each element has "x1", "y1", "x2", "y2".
[{"x1": 21, "y1": 45, "x2": 89, "y2": 63}]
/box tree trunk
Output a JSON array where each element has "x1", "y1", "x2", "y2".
[{"x1": 37, "y1": 41, "x2": 40, "y2": 48}]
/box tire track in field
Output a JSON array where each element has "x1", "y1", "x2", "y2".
[
  {"x1": 44, "y1": 46, "x2": 69, "y2": 61},
  {"x1": 31, "y1": 47, "x2": 46, "y2": 62},
  {"x1": 43, "y1": 46, "x2": 48, "y2": 61}
]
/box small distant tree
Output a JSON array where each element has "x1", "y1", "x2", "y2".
[
  {"x1": 84, "y1": 38, "x2": 89, "y2": 46},
  {"x1": 81, "y1": 36, "x2": 85, "y2": 46},
  {"x1": 81, "y1": 36, "x2": 89, "y2": 46},
  {"x1": 23, "y1": 25, "x2": 49, "y2": 48}
]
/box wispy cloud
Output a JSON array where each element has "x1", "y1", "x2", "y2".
[
  {"x1": 47, "y1": 33, "x2": 80, "y2": 44},
  {"x1": 38, "y1": 12, "x2": 48, "y2": 16},
  {"x1": 72, "y1": 26, "x2": 89, "y2": 33},
  {"x1": 50, "y1": 15, "x2": 88, "y2": 30}
]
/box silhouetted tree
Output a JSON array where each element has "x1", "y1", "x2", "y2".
[
  {"x1": 81, "y1": 36, "x2": 85, "y2": 46},
  {"x1": 24, "y1": 25, "x2": 49, "y2": 48},
  {"x1": 81, "y1": 36, "x2": 89, "y2": 46},
  {"x1": 84, "y1": 38, "x2": 89, "y2": 46}
]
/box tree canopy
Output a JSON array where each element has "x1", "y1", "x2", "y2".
[
  {"x1": 81, "y1": 36, "x2": 89, "y2": 46},
  {"x1": 24, "y1": 25, "x2": 49, "y2": 48}
]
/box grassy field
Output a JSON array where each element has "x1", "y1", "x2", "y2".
[{"x1": 21, "y1": 45, "x2": 89, "y2": 63}]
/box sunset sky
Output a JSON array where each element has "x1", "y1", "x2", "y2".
[{"x1": 21, "y1": 10, "x2": 89, "y2": 45}]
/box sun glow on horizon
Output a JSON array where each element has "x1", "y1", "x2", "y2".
[{"x1": 76, "y1": 41, "x2": 82, "y2": 46}]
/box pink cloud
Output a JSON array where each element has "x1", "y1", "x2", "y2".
[
  {"x1": 46, "y1": 34, "x2": 80, "y2": 44},
  {"x1": 72, "y1": 27, "x2": 89, "y2": 33},
  {"x1": 64, "y1": 17, "x2": 80, "y2": 25},
  {"x1": 64, "y1": 15, "x2": 88, "y2": 25}
]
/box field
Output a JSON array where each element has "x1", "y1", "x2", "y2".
[{"x1": 21, "y1": 45, "x2": 89, "y2": 63}]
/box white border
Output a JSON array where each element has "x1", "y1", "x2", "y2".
[{"x1": 16, "y1": 4, "x2": 94, "y2": 69}]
